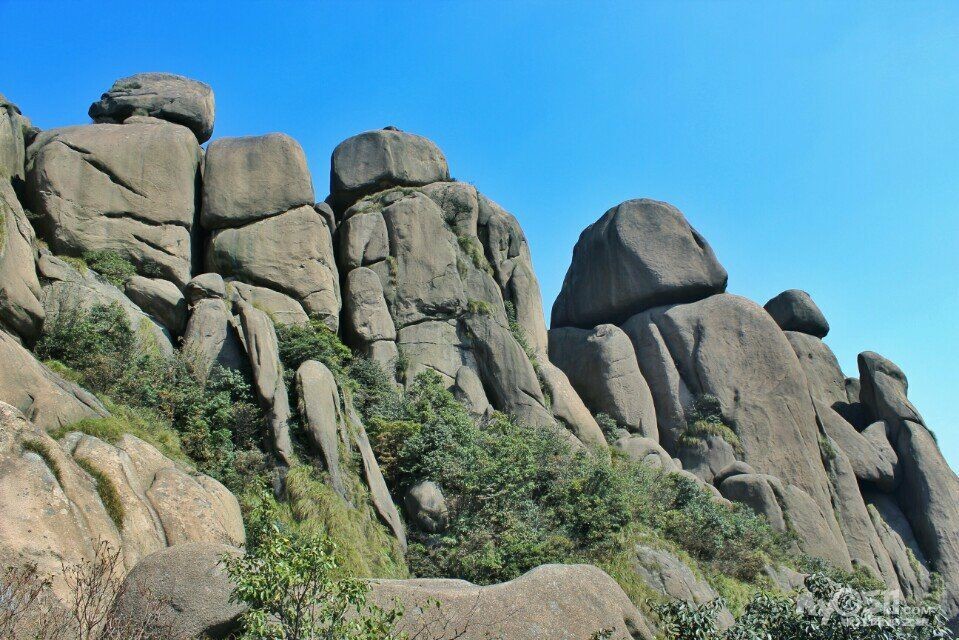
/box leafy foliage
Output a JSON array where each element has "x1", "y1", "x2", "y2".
[
  {"x1": 276, "y1": 318, "x2": 353, "y2": 382},
  {"x1": 82, "y1": 250, "x2": 137, "y2": 287},
  {"x1": 225, "y1": 491, "x2": 406, "y2": 639},
  {"x1": 680, "y1": 394, "x2": 742, "y2": 454}
]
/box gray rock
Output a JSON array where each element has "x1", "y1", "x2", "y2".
[
  {"x1": 26, "y1": 123, "x2": 201, "y2": 286},
  {"x1": 552, "y1": 199, "x2": 727, "y2": 329},
  {"x1": 764, "y1": 289, "x2": 829, "y2": 338},
  {"x1": 632, "y1": 544, "x2": 734, "y2": 629},
  {"x1": 676, "y1": 435, "x2": 737, "y2": 485},
  {"x1": 125, "y1": 275, "x2": 187, "y2": 335},
  {"x1": 819, "y1": 405, "x2": 899, "y2": 491},
  {"x1": 537, "y1": 361, "x2": 607, "y2": 449},
  {"x1": 858, "y1": 351, "x2": 923, "y2": 435},
  {"x1": 337, "y1": 209, "x2": 389, "y2": 269},
  {"x1": 0, "y1": 330, "x2": 108, "y2": 431},
  {"x1": 764, "y1": 565, "x2": 807, "y2": 592},
  {"x1": 238, "y1": 303, "x2": 293, "y2": 467},
  {"x1": 184, "y1": 273, "x2": 226, "y2": 304},
  {"x1": 314, "y1": 201, "x2": 336, "y2": 232},
  {"x1": 113, "y1": 543, "x2": 244, "y2": 640},
  {"x1": 785, "y1": 331, "x2": 847, "y2": 407},
  {"x1": 548, "y1": 324, "x2": 658, "y2": 439},
  {"x1": 344, "y1": 267, "x2": 396, "y2": 344},
  {"x1": 452, "y1": 365, "x2": 490, "y2": 419},
  {"x1": 226, "y1": 280, "x2": 308, "y2": 327},
  {"x1": 864, "y1": 491, "x2": 932, "y2": 600},
  {"x1": 464, "y1": 314, "x2": 554, "y2": 429},
  {"x1": 201, "y1": 134, "x2": 314, "y2": 229},
  {"x1": 0, "y1": 93, "x2": 27, "y2": 180},
  {"x1": 622, "y1": 294, "x2": 837, "y2": 521},
  {"x1": 330, "y1": 128, "x2": 449, "y2": 207},
  {"x1": 421, "y1": 180, "x2": 480, "y2": 237},
  {"x1": 208, "y1": 205, "x2": 340, "y2": 328},
  {"x1": 0, "y1": 181, "x2": 44, "y2": 340},
  {"x1": 88, "y1": 73, "x2": 215, "y2": 143},
  {"x1": 371, "y1": 564, "x2": 654, "y2": 640},
  {"x1": 613, "y1": 434, "x2": 676, "y2": 471},
  {"x1": 38, "y1": 252, "x2": 174, "y2": 355},
  {"x1": 714, "y1": 461, "x2": 756, "y2": 484},
  {"x1": 181, "y1": 298, "x2": 246, "y2": 379},
  {"x1": 295, "y1": 360, "x2": 347, "y2": 499},
  {"x1": 404, "y1": 481, "x2": 449, "y2": 533},
  {"x1": 396, "y1": 319, "x2": 468, "y2": 386}
]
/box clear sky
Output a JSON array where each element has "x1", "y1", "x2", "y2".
[{"x1": 2, "y1": 1, "x2": 956, "y2": 471}]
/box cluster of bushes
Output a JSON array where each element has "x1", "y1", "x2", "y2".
[{"x1": 36, "y1": 301, "x2": 267, "y2": 492}]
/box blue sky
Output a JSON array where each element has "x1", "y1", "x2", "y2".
[{"x1": 2, "y1": 1, "x2": 956, "y2": 470}]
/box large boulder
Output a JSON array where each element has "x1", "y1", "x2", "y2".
[
  {"x1": 26, "y1": 122, "x2": 201, "y2": 286},
  {"x1": 295, "y1": 360, "x2": 347, "y2": 499},
  {"x1": 621, "y1": 294, "x2": 836, "y2": 518},
  {"x1": 1, "y1": 93, "x2": 28, "y2": 181},
  {"x1": 764, "y1": 289, "x2": 829, "y2": 337},
  {"x1": 403, "y1": 480, "x2": 449, "y2": 534},
  {"x1": 113, "y1": 543, "x2": 244, "y2": 640},
  {"x1": 613, "y1": 434, "x2": 677, "y2": 471},
  {"x1": 125, "y1": 275, "x2": 187, "y2": 336},
  {"x1": 37, "y1": 250, "x2": 174, "y2": 355},
  {"x1": 0, "y1": 402, "x2": 243, "y2": 599},
  {"x1": 88, "y1": 73, "x2": 215, "y2": 143},
  {"x1": 208, "y1": 205, "x2": 340, "y2": 328},
  {"x1": 632, "y1": 545, "x2": 734, "y2": 629},
  {"x1": 181, "y1": 298, "x2": 246, "y2": 379},
  {"x1": 0, "y1": 330, "x2": 107, "y2": 431},
  {"x1": 371, "y1": 564, "x2": 654, "y2": 640},
  {"x1": 226, "y1": 280, "x2": 308, "y2": 327},
  {"x1": 784, "y1": 331, "x2": 846, "y2": 407},
  {"x1": 200, "y1": 134, "x2": 314, "y2": 229},
  {"x1": 330, "y1": 128, "x2": 450, "y2": 208},
  {"x1": 549, "y1": 324, "x2": 658, "y2": 439},
  {"x1": 0, "y1": 181, "x2": 44, "y2": 340},
  {"x1": 537, "y1": 361, "x2": 607, "y2": 449},
  {"x1": 864, "y1": 490, "x2": 932, "y2": 601},
  {"x1": 551, "y1": 199, "x2": 727, "y2": 329},
  {"x1": 858, "y1": 351, "x2": 923, "y2": 432}
]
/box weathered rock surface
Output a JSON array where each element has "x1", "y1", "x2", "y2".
[
  {"x1": 88, "y1": 73, "x2": 215, "y2": 143},
  {"x1": 331, "y1": 128, "x2": 450, "y2": 208},
  {"x1": 552, "y1": 199, "x2": 727, "y2": 329},
  {"x1": 452, "y1": 365, "x2": 491, "y2": 419},
  {"x1": 371, "y1": 564, "x2": 654, "y2": 640},
  {"x1": 549, "y1": 324, "x2": 658, "y2": 439},
  {"x1": 613, "y1": 434, "x2": 677, "y2": 471},
  {"x1": 1, "y1": 93, "x2": 28, "y2": 181},
  {"x1": 785, "y1": 331, "x2": 846, "y2": 407},
  {"x1": 0, "y1": 181, "x2": 44, "y2": 340},
  {"x1": 676, "y1": 435, "x2": 737, "y2": 485},
  {"x1": 38, "y1": 250, "x2": 174, "y2": 355},
  {"x1": 765, "y1": 289, "x2": 829, "y2": 337},
  {"x1": 622, "y1": 294, "x2": 836, "y2": 519},
  {"x1": 295, "y1": 360, "x2": 347, "y2": 499},
  {"x1": 0, "y1": 330, "x2": 108, "y2": 431},
  {"x1": 238, "y1": 303, "x2": 293, "y2": 467},
  {"x1": 227, "y1": 280, "x2": 308, "y2": 327},
  {"x1": 0, "y1": 402, "x2": 243, "y2": 599},
  {"x1": 404, "y1": 480, "x2": 449, "y2": 534},
  {"x1": 181, "y1": 298, "x2": 246, "y2": 378},
  {"x1": 632, "y1": 545, "x2": 734, "y2": 629},
  {"x1": 201, "y1": 134, "x2": 314, "y2": 229},
  {"x1": 185, "y1": 272, "x2": 226, "y2": 304},
  {"x1": 537, "y1": 361, "x2": 607, "y2": 449},
  {"x1": 125, "y1": 275, "x2": 187, "y2": 335},
  {"x1": 344, "y1": 266, "x2": 396, "y2": 346},
  {"x1": 113, "y1": 543, "x2": 244, "y2": 640},
  {"x1": 26, "y1": 122, "x2": 201, "y2": 286},
  {"x1": 208, "y1": 205, "x2": 340, "y2": 328},
  {"x1": 858, "y1": 351, "x2": 923, "y2": 433},
  {"x1": 819, "y1": 405, "x2": 899, "y2": 491},
  {"x1": 865, "y1": 490, "x2": 932, "y2": 600}
]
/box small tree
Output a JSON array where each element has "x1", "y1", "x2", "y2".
[{"x1": 224, "y1": 493, "x2": 405, "y2": 640}]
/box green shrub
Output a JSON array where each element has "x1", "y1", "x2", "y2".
[
  {"x1": 467, "y1": 299, "x2": 493, "y2": 315},
  {"x1": 82, "y1": 250, "x2": 137, "y2": 287},
  {"x1": 679, "y1": 394, "x2": 742, "y2": 454},
  {"x1": 53, "y1": 402, "x2": 188, "y2": 464},
  {"x1": 595, "y1": 413, "x2": 620, "y2": 440},
  {"x1": 22, "y1": 439, "x2": 63, "y2": 484},
  {"x1": 75, "y1": 457, "x2": 124, "y2": 531},
  {"x1": 36, "y1": 303, "x2": 135, "y2": 373},
  {"x1": 457, "y1": 235, "x2": 493, "y2": 275},
  {"x1": 276, "y1": 318, "x2": 352, "y2": 382}
]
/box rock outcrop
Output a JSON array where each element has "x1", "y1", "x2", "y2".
[
  {"x1": 764, "y1": 289, "x2": 830, "y2": 337},
  {"x1": 0, "y1": 181, "x2": 44, "y2": 341}
]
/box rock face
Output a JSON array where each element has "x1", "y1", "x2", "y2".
[
  {"x1": 0, "y1": 330, "x2": 108, "y2": 430},
  {"x1": 295, "y1": 360, "x2": 347, "y2": 499},
  {"x1": 764, "y1": 289, "x2": 829, "y2": 337},
  {"x1": 0, "y1": 402, "x2": 243, "y2": 598},
  {"x1": 201, "y1": 134, "x2": 314, "y2": 229},
  {"x1": 113, "y1": 543, "x2": 244, "y2": 640},
  {"x1": 26, "y1": 122, "x2": 201, "y2": 286},
  {"x1": 208, "y1": 204, "x2": 340, "y2": 328},
  {"x1": 125, "y1": 275, "x2": 187, "y2": 336},
  {"x1": 181, "y1": 298, "x2": 246, "y2": 378},
  {"x1": 88, "y1": 73, "x2": 215, "y2": 143},
  {"x1": 330, "y1": 128, "x2": 450, "y2": 208},
  {"x1": 551, "y1": 199, "x2": 727, "y2": 329},
  {"x1": 0, "y1": 181, "x2": 44, "y2": 340},
  {"x1": 403, "y1": 481, "x2": 449, "y2": 534},
  {"x1": 549, "y1": 324, "x2": 658, "y2": 439},
  {"x1": 372, "y1": 564, "x2": 654, "y2": 640},
  {"x1": 1, "y1": 93, "x2": 28, "y2": 181}
]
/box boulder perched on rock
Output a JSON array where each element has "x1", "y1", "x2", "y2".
[
  {"x1": 113, "y1": 543, "x2": 244, "y2": 640},
  {"x1": 184, "y1": 272, "x2": 226, "y2": 304},
  {"x1": 0, "y1": 181, "x2": 44, "y2": 340},
  {"x1": 549, "y1": 324, "x2": 658, "y2": 439},
  {"x1": 765, "y1": 289, "x2": 829, "y2": 337},
  {"x1": 0, "y1": 330, "x2": 108, "y2": 430},
  {"x1": 551, "y1": 199, "x2": 727, "y2": 329},
  {"x1": 371, "y1": 564, "x2": 654, "y2": 640},
  {"x1": 613, "y1": 434, "x2": 676, "y2": 471},
  {"x1": 330, "y1": 127, "x2": 450, "y2": 208},
  {"x1": 208, "y1": 205, "x2": 340, "y2": 328},
  {"x1": 88, "y1": 73, "x2": 215, "y2": 143},
  {"x1": 201, "y1": 134, "x2": 314, "y2": 229},
  {"x1": 26, "y1": 122, "x2": 201, "y2": 286}
]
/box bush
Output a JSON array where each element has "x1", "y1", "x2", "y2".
[
  {"x1": 82, "y1": 250, "x2": 137, "y2": 287},
  {"x1": 36, "y1": 303, "x2": 135, "y2": 373},
  {"x1": 679, "y1": 394, "x2": 742, "y2": 454},
  {"x1": 276, "y1": 318, "x2": 352, "y2": 382}
]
